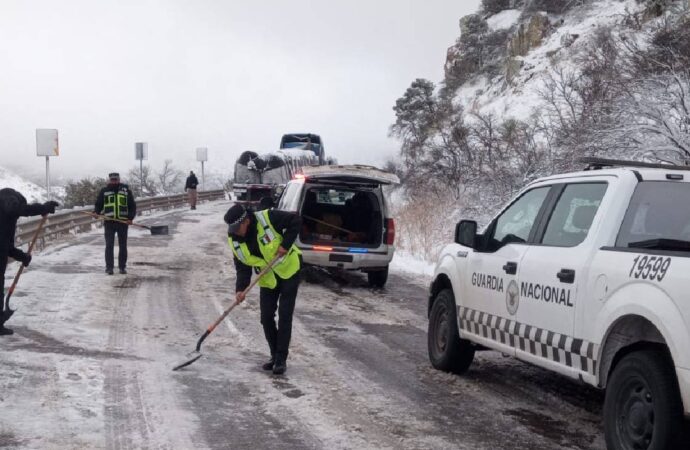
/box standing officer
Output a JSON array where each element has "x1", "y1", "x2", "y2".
[
  {"x1": 185, "y1": 171, "x2": 199, "y2": 210},
  {"x1": 0, "y1": 188, "x2": 58, "y2": 335},
  {"x1": 94, "y1": 173, "x2": 136, "y2": 275},
  {"x1": 224, "y1": 204, "x2": 301, "y2": 375}
]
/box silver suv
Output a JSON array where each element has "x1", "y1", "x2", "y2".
[{"x1": 275, "y1": 165, "x2": 399, "y2": 287}]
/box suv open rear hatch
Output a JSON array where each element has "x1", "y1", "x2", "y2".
[{"x1": 301, "y1": 165, "x2": 400, "y2": 186}]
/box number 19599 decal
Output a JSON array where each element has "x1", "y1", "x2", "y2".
[{"x1": 629, "y1": 255, "x2": 672, "y2": 281}]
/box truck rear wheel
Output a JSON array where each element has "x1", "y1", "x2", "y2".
[
  {"x1": 367, "y1": 266, "x2": 388, "y2": 288},
  {"x1": 428, "y1": 289, "x2": 474, "y2": 374},
  {"x1": 604, "y1": 349, "x2": 683, "y2": 450}
]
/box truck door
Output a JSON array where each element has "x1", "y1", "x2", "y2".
[
  {"x1": 516, "y1": 182, "x2": 609, "y2": 376},
  {"x1": 461, "y1": 186, "x2": 552, "y2": 355}
]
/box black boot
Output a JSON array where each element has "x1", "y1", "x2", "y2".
[
  {"x1": 0, "y1": 324, "x2": 14, "y2": 336},
  {"x1": 262, "y1": 356, "x2": 275, "y2": 371},
  {"x1": 106, "y1": 268, "x2": 114, "y2": 275},
  {"x1": 272, "y1": 355, "x2": 287, "y2": 375},
  {"x1": 119, "y1": 268, "x2": 127, "y2": 275}
]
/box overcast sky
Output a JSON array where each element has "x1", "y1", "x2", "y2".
[{"x1": 0, "y1": 0, "x2": 481, "y2": 182}]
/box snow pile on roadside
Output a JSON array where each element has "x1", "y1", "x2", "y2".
[
  {"x1": 391, "y1": 252, "x2": 435, "y2": 278},
  {"x1": 0, "y1": 166, "x2": 46, "y2": 202}
]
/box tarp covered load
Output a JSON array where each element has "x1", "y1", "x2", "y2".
[{"x1": 234, "y1": 149, "x2": 320, "y2": 186}]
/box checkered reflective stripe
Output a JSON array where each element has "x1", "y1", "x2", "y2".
[{"x1": 458, "y1": 306, "x2": 599, "y2": 376}]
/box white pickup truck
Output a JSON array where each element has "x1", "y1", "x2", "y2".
[{"x1": 427, "y1": 158, "x2": 690, "y2": 450}]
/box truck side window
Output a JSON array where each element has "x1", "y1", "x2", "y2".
[
  {"x1": 541, "y1": 183, "x2": 608, "y2": 247},
  {"x1": 616, "y1": 181, "x2": 690, "y2": 247},
  {"x1": 491, "y1": 187, "x2": 550, "y2": 245}
]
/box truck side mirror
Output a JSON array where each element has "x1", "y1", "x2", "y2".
[{"x1": 455, "y1": 220, "x2": 477, "y2": 248}]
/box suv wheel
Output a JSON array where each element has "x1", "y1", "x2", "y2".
[
  {"x1": 367, "y1": 266, "x2": 388, "y2": 288},
  {"x1": 428, "y1": 289, "x2": 474, "y2": 374},
  {"x1": 604, "y1": 349, "x2": 683, "y2": 450}
]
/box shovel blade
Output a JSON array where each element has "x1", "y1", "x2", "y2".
[
  {"x1": 150, "y1": 225, "x2": 169, "y2": 235},
  {"x1": 172, "y1": 351, "x2": 202, "y2": 371}
]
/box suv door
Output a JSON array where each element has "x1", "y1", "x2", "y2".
[
  {"x1": 515, "y1": 182, "x2": 608, "y2": 376},
  {"x1": 460, "y1": 186, "x2": 551, "y2": 355},
  {"x1": 275, "y1": 180, "x2": 304, "y2": 212}
]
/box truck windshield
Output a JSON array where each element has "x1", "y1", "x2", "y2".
[{"x1": 616, "y1": 181, "x2": 690, "y2": 250}]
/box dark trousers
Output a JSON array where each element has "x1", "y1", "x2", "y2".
[
  {"x1": 0, "y1": 252, "x2": 6, "y2": 313},
  {"x1": 1, "y1": 247, "x2": 23, "y2": 309},
  {"x1": 104, "y1": 222, "x2": 129, "y2": 270},
  {"x1": 259, "y1": 272, "x2": 300, "y2": 361}
]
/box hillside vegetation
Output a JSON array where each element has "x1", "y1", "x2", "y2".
[{"x1": 390, "y1": 0, "x2": 690, "y2": 261}]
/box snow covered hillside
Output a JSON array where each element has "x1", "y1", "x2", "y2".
[
  {"x1": 0, "y1": 166, "x2": 46, "y2": 203},
  {"x1": 452, "y1": 1, "x2": 643, "y2": 121},
  {"x1": 390, "y1": 0, "x2": 690, "y2": 263}
]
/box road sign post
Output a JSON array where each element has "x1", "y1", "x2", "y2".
[
  {"x1": 196, "y1": 147, "x2": 208, "y2": 191},
  {"x1": 36, "y1": 129, "x2": 59, "y2": 199},
  {"x1": 135, "y1": 142, "x2": 148, "y2": 197}
]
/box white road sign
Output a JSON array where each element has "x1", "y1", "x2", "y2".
[{"x1": 36, "y1": 129, "x2": 59, "y2": 156}]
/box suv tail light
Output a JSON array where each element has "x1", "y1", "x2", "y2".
[{"x1": 385, "y1": 218, "x2": 395, "y2": 245}]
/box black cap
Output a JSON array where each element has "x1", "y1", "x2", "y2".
[
  {"x1": 108, "y1": 172, "x2": 120, "y2": 178},
  {"x1": 224, "y1": 204, "x2": 248, "y2": 234}
]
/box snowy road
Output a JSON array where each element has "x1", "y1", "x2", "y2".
[{"x1": 0, "y1": 202, "x2": 607, "y2": 449}]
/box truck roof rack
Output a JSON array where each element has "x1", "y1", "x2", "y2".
[{"x1": 579, "y1": 157, "x2": 690, "y2": 172}]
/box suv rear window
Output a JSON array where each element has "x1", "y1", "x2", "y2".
[{"x1": 616, "y1": 182, "x2": 690, "y2": 248}]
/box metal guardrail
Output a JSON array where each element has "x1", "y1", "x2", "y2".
[{"x1": 14, "y1": 189, "x2": 227, "y2": 247}]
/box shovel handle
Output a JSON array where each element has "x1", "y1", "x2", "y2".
[
  {"x1": 303, "y1": 215, "x2": 354, "y2": 235},
  {"x1": 4, "y1": 215, "x2": 48, "y2": 310},
  {"x1": 194, "y1": 255, "x2": 282, "y2": 352},
  {"x1": 81, "y1": 211, "x2": 147, "y2": 229}
]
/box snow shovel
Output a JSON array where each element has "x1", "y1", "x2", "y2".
[
  {"x1": 172, "y1": 255, "x2": 282, "y2": 371},
  {"x1": 82, "y1": 212, "x2": 169, "y2": 235},
  {"x1": 1, "y1": 215, "x2": 48, "y2": 323}
]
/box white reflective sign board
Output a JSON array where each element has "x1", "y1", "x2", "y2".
[{"x1": 36, "y1": 129, "x2": 59, "y2": 156}]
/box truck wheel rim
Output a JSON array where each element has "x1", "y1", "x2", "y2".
[
  {"x1": 616, "y1": 376, "x2": 654, "y2": 449},
  {"x1": 433, "y1": 305, "x2": 449, "y2": 355}
]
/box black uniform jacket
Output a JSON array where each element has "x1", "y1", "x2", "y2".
[
  {"x1": 0, "y1": 189, "x2": 46, "y2": 257},
  {"x1": 185, "y1": 175, "x2": 199, "y2": 190}
]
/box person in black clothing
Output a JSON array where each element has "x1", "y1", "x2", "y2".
[
  {"x1": 185, "y1": 171, "x2": 199, "y2": 210},
  {"x1": 94, "y1": 173, "x2": 136, "y2": 275},
  {"x1": 0, "y1": 188, "x2": 58, "y2": 335},
  {"x1": 224, "y1": 204, "x2": 302, "y2": 375}
]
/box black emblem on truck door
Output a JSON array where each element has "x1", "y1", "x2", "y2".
[{"x1": 506, "y1": 280, "x2": 519, "y2": 315}]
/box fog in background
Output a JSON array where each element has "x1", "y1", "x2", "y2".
[{"x1": 0, "y1": 0, "x2": 481, "y2": 183}]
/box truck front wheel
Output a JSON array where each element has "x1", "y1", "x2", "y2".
[
  {"x1": 428, "y1": 289, "x2": 474, "y2": 374},
  {"x1": 604, "y1": 349, "x2": 683, "y2": 450}
]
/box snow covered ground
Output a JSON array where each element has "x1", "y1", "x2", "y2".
[
  {"x1": 0, "y1": 201, "x2": 608, "y2": 449},
  {"x1": 390, "y1": 252, "x2": 435, "y2": 278}
]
